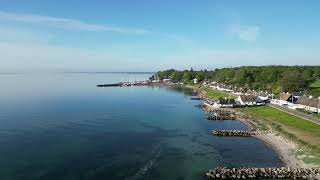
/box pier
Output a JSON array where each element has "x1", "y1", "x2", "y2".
[
  {"x1": 97, "y1": 83, "x2": 121, "y2": 87},
  {"x1": 190, "y1": 97, "x2": 202, "y2": 100},
  {"x1": 97, "y1": 80, "x2": 152, "y2": 88},
  {"x1": 206, "y1": 167, "x2": 320, "y2": 179},
  {"x1": 212, "y1": 130, "x2": 256, "y2": 137}
]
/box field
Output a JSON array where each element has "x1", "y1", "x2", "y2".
[{"x1": 238, "y1": 106, "x2": 320, "y2": 165}]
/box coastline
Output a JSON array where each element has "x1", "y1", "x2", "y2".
[{"x1": 182, "y1": 84, "x2": 319, "y2": 169}]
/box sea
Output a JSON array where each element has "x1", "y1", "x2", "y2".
[{"x1": 0, "y1": 72, "x2": 283, "y2": 180}]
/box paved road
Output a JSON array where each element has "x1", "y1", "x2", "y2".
[{"x1": 268, "y1": 104, "x2": 320, "y2": 125}]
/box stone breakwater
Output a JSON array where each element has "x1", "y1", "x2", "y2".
[
  {"x1": 206, "y1": 167, "x2": 320, "y2": 179},
  {"x1": 212, "y1": 130, "x2": 256, "y2": 137},
  {"x1": 207, "y1": 115, "x2": 236, "y2": 120}
]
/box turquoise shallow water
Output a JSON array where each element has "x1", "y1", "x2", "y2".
[{"x1": 0, "y1": 73, "x2": 283, "y2": 180}]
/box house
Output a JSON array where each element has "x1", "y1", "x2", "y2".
[
  {"x1": 202, "y1": 81, "x2": 208, "y2": 86},
  {"x1": 245, "y1": 89, "x2": 257, "y2": 95},
  {"x1": 162, "y1": 78, "x2": 171, "y2": 83},
  {"x1": 216, "y1": 84, "x2": 233, "y2": 92},
  {"x1": 296, "y1": 96, "x2": 320, "y2": 113},
  {"x1": 278, "y1": 93, "x2": 296, "y2": 105},
  {"x1": 293, "y1": 91, "x2": 303, "y2": 98},
  {"x1": 236, "y1": 95, "x2": 258, "y2": 106},
  {"x1": 218, "y1": 98, "x2": 236, "y2": 108},
  {"x1": 193, "y1": 78, "x2": 198, "y2": 84},
  {"x1": 232, "y1": 91, "x2": 244, "y2": 96},
  {"x1": 256, "y1": 91, "x2": 270, "y2": 101}
]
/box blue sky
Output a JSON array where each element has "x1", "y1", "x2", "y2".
[{"x1": 0, "y1": 0, "x2": 319, "y2": 72}]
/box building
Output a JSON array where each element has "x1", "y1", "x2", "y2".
[
  {"x1": 296, "y1": 96, "x2": 320, "y2": 113},
  {"x1": 274, "y1": 93, "x2": 296, "y2": 105},
  {"x1": 293, "y1": 91, "x2": 303, "y2": 98},
  {"x1": 236, "y1": 95, "x2": 258, "y2": 106},
  {"x1": 256, "y1": 91, "x2": 270, "y2": 101},
  {"x1": 218, "y1": 98, "x2": 236, "y2": 108},
  {"x1": 162, "y1": 79, "x2": 171, "y2": 83},
  {"x1": 193, "y1": 78, "x2": 198, "y2": 84}
]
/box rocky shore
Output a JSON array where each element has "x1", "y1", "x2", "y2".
[
  {"x1": 212, "y1": 130, "x2": 256, "y2": 137},
  {"x1": 182, "y1": 84, "x2": 319, "y2": 178},
  {"x1": 206, "y1": 167, "x2": 320, "y2": 179}
]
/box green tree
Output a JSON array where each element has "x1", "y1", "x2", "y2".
[{"x1": 182, "y1": 71, "x2": 192, "y2": 83}]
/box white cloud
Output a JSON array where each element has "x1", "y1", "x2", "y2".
[
  {"x1": 0, "y1": 11, "x2": 152, "y2": 35},
  {"x1": 230, "y1": 24, "x2": 260, "y2": 42},
  {"x1": 0, "y1": 11, "x2": 189, "y2": 43}
]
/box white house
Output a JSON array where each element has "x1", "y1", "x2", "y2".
[
  {"x1": 218, "y1": 98, "x2": 236, "y2": 108},
  {"x1": 256, "y1": 91, "x2": 269, "y2": 101},
  {"x1": 193, "y1": 78, "x2": 198, "y2": 84},
  {"x1": 296, "y1": 96, "x2": 320, "y2": 113},
  {"x1": 236, "y1": 95, "x2": 258, "y2": 106},
  {"x1": 162, "y1": 78, "x2": 171, "y2": 83},
  {"x1": 272, "y1": 93, "x2": 295, "y2": 106}
]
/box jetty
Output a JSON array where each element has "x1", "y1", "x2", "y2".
[
  {"x1": 190, "y1": 97, "x2": 202, "y2": 100},
  {"x1": 206, "y1": 167, "x2": 320, "y2": 179},
  {"x1": 207, "y1": 114, "x2": 236, "y2": 120},
  {"x1": 96, "y1": 80, "x2": 174, "y2": 88},
  {"x1": 212, "y1": 130, "x2": 256, "y2": 137},
  {"x1": 97, "y1": 83, "x2": 121, "y2": 87}
]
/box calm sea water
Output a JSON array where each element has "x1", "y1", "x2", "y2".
[{"x1": 0, "y1": 73, "x2": 283, "y2": 180}]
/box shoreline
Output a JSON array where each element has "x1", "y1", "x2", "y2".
[{"x1": 183, "y1": 84, "x2": 318, "y2": 169}]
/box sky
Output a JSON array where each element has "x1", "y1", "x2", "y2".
[{"x1": 0, "y1": 0, "x2": 319, "y2": 72}]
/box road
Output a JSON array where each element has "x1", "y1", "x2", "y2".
[{"x1": 268, "y1": 104, "x2": 320, "y2": 125}]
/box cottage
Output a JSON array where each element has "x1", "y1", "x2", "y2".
[
  {"x1": 218, "y1": 98, "x2": 236, "y2": 108},
  {"x1": 232, "y1": 91, "x2": 244, "y2": 96},
  {"x1": 293, "y1": 91, "x2": 303, "y2": 98},
  {"x1": 193, "y1": 78, "x2": 198, "y2": 84},
  {"x1": 162, "y1": 78, "x2": 171, "y2": 83},
  {"x1": 296, "y1": 96, "x2": 320, "y2": 113},
  {"x1": 256, "y1": 91, "x2": 269, "y2": 101},
  {"x1": 278, "y1": 93, "x2": 296, "y2": 105},
  {"x1": 237, "y1": 95, "x2": 258, "y2": 106}
]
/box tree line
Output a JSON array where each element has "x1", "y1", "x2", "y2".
[{"x1": 152, "y1": 66, "x2": 320, "y2": 94}]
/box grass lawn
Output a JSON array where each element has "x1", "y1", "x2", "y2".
[
  {"x1": 309, "y1": 80, "x2": 320, "y2": 97},
  {"x1": 237, "y1": 106, "x2": 320, "y2": 165},
  {"x1": 314, "y1": 113, "x2": 320, "y2": 119},
  {"x1": 310, "y1": 80, "x2": 320, "y2": 88},
  {"x1": 296, "y1": 108, "x2": 320, "y2": 119},
  {"x1": 201, "y1": 87, "x2": 236, "y2": 100}
]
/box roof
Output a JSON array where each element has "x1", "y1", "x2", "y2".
[
  {"x1": 239, "y1": 95, "x2": 257, "y2": 102},
  {"x1": 256, "y1": 91, "x2": 269, "y2": 97},
  {"x1": 293, "y1": 91, "x2": 303, "y2": 97},
  {"x1": 218, "y1": 98, "x2": 236, "y2": 105},
  {"x1": 246, "y1": 90, "x2": 257, "y2": 95},
  {"x1": 280, "y1": 93, "x2": 292, "y2": 101},
  {"x1": 296, "y1": 96, "x2": 319, "y2": 108}
]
